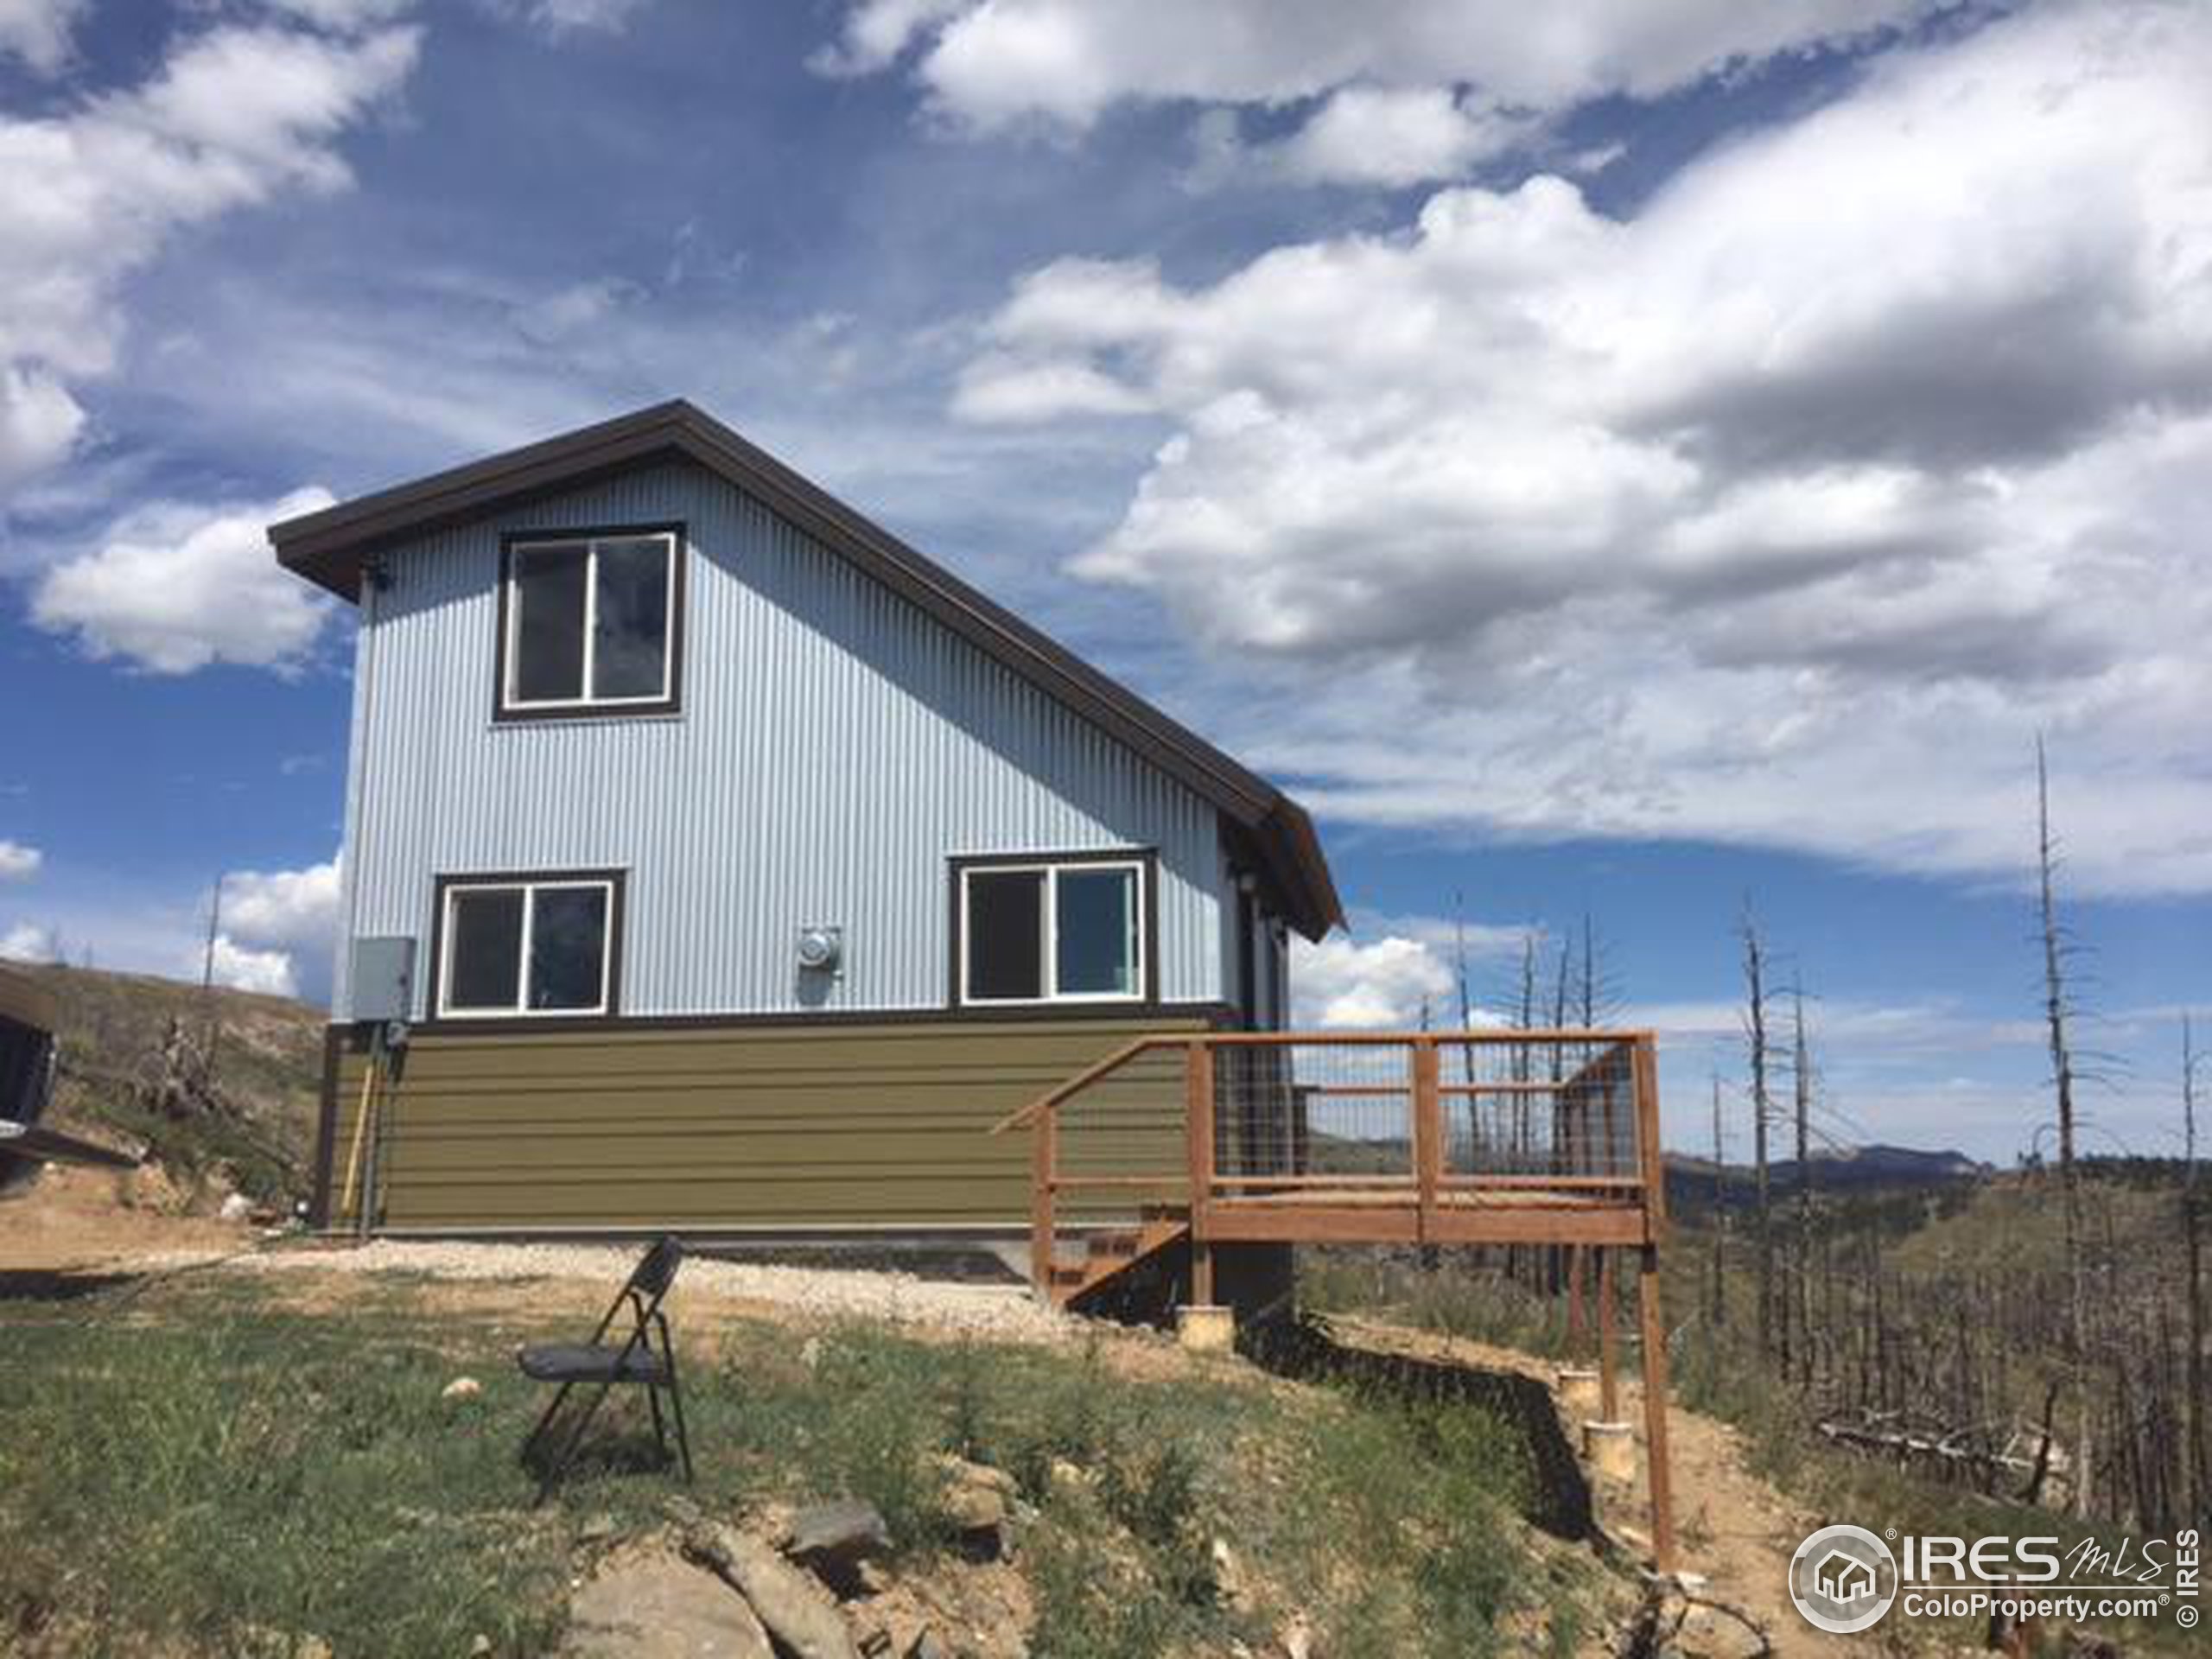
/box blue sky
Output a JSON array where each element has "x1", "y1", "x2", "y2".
[{"x1": 1, "y1": 0, "x2": 2206, "y2": 1161}]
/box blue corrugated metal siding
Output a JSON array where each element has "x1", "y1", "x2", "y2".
[{"x1": 340, "y1": 461, "x2": 1226, "y2": 1020}]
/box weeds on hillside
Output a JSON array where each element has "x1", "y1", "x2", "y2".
[
  {"x1": 0, "y1": 1295, "x2": 570, "y2": 1656},
  {"x1": 2, "y1": 1273, "x2": 1594, "y2": 1659}
]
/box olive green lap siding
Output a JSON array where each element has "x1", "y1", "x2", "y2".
[{"x1": 321, "y1": 1018, "x2": 1205, "y2": 1231}]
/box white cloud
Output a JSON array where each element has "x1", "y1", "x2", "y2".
[
  {"x1": 821, "y1": 0, "x2": 1936, "y2": 184},
  {"x1": 1291, "y1": 933, "x2": 1455, "y2": 1030},
  {"x1": 0, "y1": 0, "x2": 84, "y2": 74},
  {"x1": 958, "y1": 3, "x2": 2212, "y2": 895},
  {"x1": 205, "y1": 936, "x2": 299, "y2": 998},
  {"x1": 0, "y1": 18, "x2": 419, "y2": 494},
  {"x1": 0, "y1": 364, "x2": 86, "y2": 493},
  {"x1": 0, "y1": 922, "x2": 57, "y2": 963},
  {"x1": 0, "y1": 841, "x2": 41, "y2": 880},
  {"x1": 220, "y1": 859, "x2": 340, "y2": 957},
  {"x1": 810, "y1": 0, "x2": 966, "y2": 76},
  {"x1": 264, "y1": 0, "x2": 417, "y2": 29},
  {"x1": 1267, "y1": 85, "x2": 1527, "y2": 188},
  {"x1": 33, "y1": 488, "x2": 339, "y2": 673},
  {"x1": 825, "y1": 0, "x2": 1937, "y2": 129},
  {"x1": 515, "y1": 0, "x2": 653, "y2": 35},
  {"x1": 508, "y1": 277, "x2": 644, "y2": 346},
  {"x1": 213, "y1": 856, "x2": 340, "y2": 1005}
]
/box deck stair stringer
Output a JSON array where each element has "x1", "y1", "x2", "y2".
[{"x1": 1044, "y1": 1203, "x2": 1191, "y2": 1306}]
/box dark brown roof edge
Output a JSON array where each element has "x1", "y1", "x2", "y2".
[{"x1": 270, "y1": 399, "x2": 1344, "y2": 938}]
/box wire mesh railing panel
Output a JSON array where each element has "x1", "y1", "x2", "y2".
[
  {"x1": 1213, "y1": 1040, "x2": 1414, "y2": 1183},
  {"x1": 1433, "y1": 1035, "x2": 1642, "y2": 1182}
]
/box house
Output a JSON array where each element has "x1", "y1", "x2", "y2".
[{"x1": 271, "y1": 400, "x2": 1340, "y2": 1239}]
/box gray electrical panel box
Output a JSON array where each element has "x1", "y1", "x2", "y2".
[{"x1": 349, "y1": 937, "x2": 416, "y2": 1024}]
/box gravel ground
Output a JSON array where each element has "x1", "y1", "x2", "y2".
[{"x1": 207, "y1": 1238, "x2": 1073, "y2": 1342}]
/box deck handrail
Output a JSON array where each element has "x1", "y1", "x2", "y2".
[{"x1": 988, "y1": 1034, "x2": 1166, "y2": 1136}]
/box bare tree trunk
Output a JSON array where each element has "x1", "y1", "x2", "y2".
[
  {"x1": 1742, "y1": 907, "x2": 1775, "y2": 1360},
  {"x1": 1710, "y1": 1071, "x2": 1728, "y2": 1331},
  {"x1": 2037, "y1": 738, "x2": 2090, "y2": 1518},
  {"x1": 198, "y1": 873, "x2": 225, "y2": 1096},
  {"x1": 1793, "y1": 985, "x2": 1815, "y2": 1388}
]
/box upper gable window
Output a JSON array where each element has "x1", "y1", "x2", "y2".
[{"x1": 499, "y1": 528, "x2": 682, "y2": 718}]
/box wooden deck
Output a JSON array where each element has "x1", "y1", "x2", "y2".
[{"x1": 991, "y1": 1027, "x2": 1678, "y2": 1571}]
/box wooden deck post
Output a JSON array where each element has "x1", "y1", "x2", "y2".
[
  {"x1": 1597, "y1": 1247, "x2": 1620, "y2": 1421},
  {"x1": 1031, "y1": 1104, "x2": 1058, "y2": 1296},
  {"x1": 1630, "y1": 1033, "x2": 1677, "y2": 1573},
  {"x1": 1185, "y1": 1040, "x2": 1216, "y2": 1306},
  {"x1": 1413, "y1": 1037, "x2": 1440, "y2": 1245},
  {"x1": 1567, "y1": 1246, "x2": 1587, "y2": 1353},
  {"x1": 1637, "y1": 1243, "x2": 1677, "y2": 1573}
]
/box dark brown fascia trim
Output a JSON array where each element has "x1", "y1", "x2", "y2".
[
  {"x1": 491, "y1": 523, "x2": 688, "y2": 725},
  {"x1": 945, "y1": 847, "x2": 1163, "y2": 1013},
  {"x1": 272, "y1": 402, "x2": 695, "y2": 580},
  {"x1": 270, "y1": 399, "x2": 1341, "y2": 938},
  {"x1": 425, "y1": 868, "x2": 629, "y2": 1025},
  {"x1": 404, "y1": 999, "x2": 1238, "y2": 1039}
]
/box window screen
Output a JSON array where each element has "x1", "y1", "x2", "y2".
[
  {"x1": 530, "y1": 886, "x2": 609, "y2": 1010},
  {"x1": 1056, "y1": 867, "x2": 1137, "y2": 995},
  {"x1": 591, "y1": 537, "x2": 671, "y2": 700}
]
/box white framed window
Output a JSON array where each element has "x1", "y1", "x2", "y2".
[
  {"x1": 957, "y1": 856, "x2": 1147, "y2": 1006},
  {"x1": 499, "y1": 529, "x2": 680, "y2": 716},
  {"x1": 435, "y1": 874, "x2": 618, "y2": 1018}
]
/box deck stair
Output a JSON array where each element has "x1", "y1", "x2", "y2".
[{"x1": 1046, "y1": 1205, "x2": 1191, "y2": 1306}]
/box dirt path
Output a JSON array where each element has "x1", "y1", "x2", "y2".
[
  {"x1": 1324, "y1": 1317, "x2": 1874, "y2": 1657},
  {"x1": 0, "y1": 1166, "x2": 250, "y2": 1279}
]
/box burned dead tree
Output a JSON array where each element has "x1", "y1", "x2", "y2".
[
  {"x1": 2036, "y1": 738, "x2": 2092, "y2": 1517},
  {"x1": 1741, "y1": 906, "x2": 1777, "y2": 1360},
  {"x1": 1790, "y1": 985, "x2": 1816, "y2": 1388}
]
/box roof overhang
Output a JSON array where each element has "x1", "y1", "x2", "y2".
[{"x1": 270, "y1": 400, "x2": 1344, "y2": 939}]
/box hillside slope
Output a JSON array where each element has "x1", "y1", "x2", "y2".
[{"x1": 6, "y1": 959, "x2": 326, "y2": 1205}]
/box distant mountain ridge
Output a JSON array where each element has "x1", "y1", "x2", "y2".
[{"x1": 1667, "y1": 1141, "x2": 1992, "y2": 1205}]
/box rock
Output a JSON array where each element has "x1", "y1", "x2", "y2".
[
  {"x1": 219, "y1": 1192, "x2": 255, "y2": 1223},
  {"x1": 441, "y1": 1376, "x2": 483, "y2": 1402},
  {"x1": 1280, "y1": 1613, "x2": 1313, "y2": 1659},
  {"x1": 236, "y1": 1628, "x2": 332, "y2": 1659},
  {"x1": 685, "y1": 1521, "x2": 863, "y2": 1659},
  {"x1": 1211, "y1": 1538, "x2": 1258, "y2": 1614},
  {"x1": 937, "y1": 1456, "x2": 1014, "y2": 1558},
  {"x1": 577, "y1": 1512, "x2": 620, "y2": 1545},
  {"x1": 468, "y1": 1637, "x2": 493, "y2": 1656},
  {"x1": 906, "y1": 1630, "x2": 952, "y2": 1659},
  {"x1": 1046, "y1": 1458, "x2": 1096, "y2": 1499},
  {"x1": 564, "y1": 1552, "x2": 774, "y2": 1659},
  {"x1": 858, "y1": 1631, "x2": 893, "y2": 1657},
  {"x1": 785, "y1": 1499, "x2": 893, "y2": 1597}
]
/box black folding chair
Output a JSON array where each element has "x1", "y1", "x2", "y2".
[{"x1": 517, "y1": 1235, "x2": 694, "y2": 1503}]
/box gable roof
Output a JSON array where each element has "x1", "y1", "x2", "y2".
[{"x1": 269, "y1": 399, "x2": 1342, "y2": 940}]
